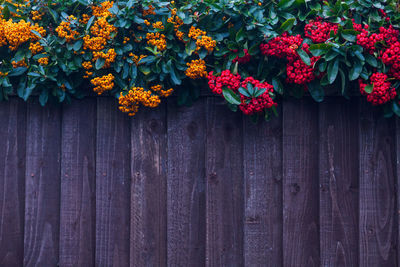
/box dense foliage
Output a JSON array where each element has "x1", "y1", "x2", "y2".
[{"x1": 1, "y1": 0, "x2": 400, "y2": 120}]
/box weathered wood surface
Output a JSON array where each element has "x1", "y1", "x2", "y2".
[{"x1": 0, "y1": 96, "x2": 399, "y2": 267}]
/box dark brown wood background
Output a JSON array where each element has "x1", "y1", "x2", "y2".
[{"x1": 0, "y1": 95, "x2": 398, "y2": 267}]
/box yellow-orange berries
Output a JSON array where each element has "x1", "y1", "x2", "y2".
[
  {"x1": 146, "y1": 32, "x2": 166, "y2": 51},
  {"x1": 119, "y1": 86, "x2": 161, "y2": 116},
  {"x1": 1, "y1": 19, "x2": 45, "y2": 50},
  {"x1": 91, "y1": 74, "x2": 115, "y2": 94},
  {"x1": 31, "y1": 10, "x2": 43, "y2": 21},
  {"x1": 152, "y1": 21, "x2": 164, "y2": 30},
  {"x1": 129, "y1": 53, "x2": 147, "y2": 65},
  {"x1": 92, "y1": 48, "x2": 116, "y2": 68},
  {"x1": 38, "y1": 57, "x2": 49, "y2": 65},
  {"x1": 185, "y1": 59, "x2": 207, "y2": 79},
  {"x1": 56, "y1": 16, "x2": 79, "y2": 43},
  {"x1": 92, "y1": 1, "x2": 114, "y2": 18},
  {"x1": 0, "y1": 71, "x2": 8, "y2": 77},
  {"x1": 29, "y1": 41, "x2": 43, "y2": 55},
  {"x1": 12, "y1": 60, "x2": 27, "y2": 68},
  {"x1": 142, "y1": 5, "x2": 156, "y2": 16},
  {"x1": 196, "y1": 35, "x2": 216, "y2": 52},
  {"x1": 188, "y1": 26, "x2": 206, "y2": 40}
]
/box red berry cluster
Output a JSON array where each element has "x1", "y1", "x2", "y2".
[
  {"x1": 286, "y1": 56, "x2": 320, "y2": 85},
  {"x1": 261, "y1": 36, "x2": 320, "y2": 87},
  {"x1": 359, "y1": 73, "x2": 396, "y2": 105},
  {"x1": 232, "y1": 49, "x2": 251, "y2": 64},
  {"x1": 379, "y1": 9, "x2": 391, "y2": 22},
  {"x1": 382, "y1": 41, "x2": 400, "y2": 79},
  {"x1": 207, "y1": 71, "x2": 277, "y2": 115},
  {"x1": 304, "y1": 17, "x2": 338, "y2": 43},
  {"x1": 260, "y1": 33, "x2": 302, "y2": 61},
  {"x1": 357, "y1": 25, "x2": 398, "y2": 54},
  {"x1": 207, "y1": 70, "x2": 241, "y2": 95},
  {"x1": 239, "y1": 77, "x2": 276, "y2": 115}
]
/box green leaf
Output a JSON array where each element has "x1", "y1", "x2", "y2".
[
  {"x1": 247, "y1": 83, "x2": 255, "y2": 96},
  {"x1": 73, "y1": 39, "x2": 83, "y2": 51},
  {"x1": 297, "y1": 49, "x2": 311, "y2": 66},
  {"x1": 392, "y1": 101, "x2": 400, "y2": 117},
  {"x1": 95, "y1": 58, "x2": 105, "y2": 70},
  {"x1": 222, "y1": 87, "x2": 241, "y2": 105},
  {"x1": 238, "y1": 87, "x2": 251, "y2": 97},
  {"x1": 364, "y1": 84, "x2": 373, "y2": 94},
  {"x1": 308, "y1": 43, "x2": 331, "y2": 57},
  {"x1": 254, "y1": 88, "x2": 267, "y2": 97},
  {"x1": 39, "y1": 90, "x2": 48, "y2": 106},
  {"x1": 278, "y1": 18, "x2": 295, "y2": 33},
  {"x1": 272, "y1": 77, "x2": 284, "y2": 95},
  {"x1": 327, "y1": 59, "x2": 339, "y2": 84},
  {"x1": 365, "y1": 54, "x2": 377, "y2": 67},
  {"x1": 307, "y1": 80, "x2": 324, "y2": 102},
  {"x1": 349, "y1": 60, "x2": 363, "y2": 80},
  {"x1": 86, "y1": 16, "x2": 95, "y2": 32},
  {"x1": 8, "y1": 67, "x2": 27, "y2": 77},
  {"x1": 341, "y1": 29, "x2": 358, "y2": 42},
  {"x1": 236, "y1": 28, "x2": 245, "y2": 42},
  {"x1": 278, "y1": 0, "x2": 296, "y2": 9}
]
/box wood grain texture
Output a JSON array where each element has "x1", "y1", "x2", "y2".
[
  {"x1": 96, "y1": 98, "x2": 130, "y2": 267},
  {"x1": 24, "y1": 102, "x2": 61, "y2": 266},
  {"x1": 319, "y1": 98, "x2": 359, "y2": 266},
  {"x1": 0, "y1": 98, "x2": 26, "y2": 266},
  {"x1": 130, "y1": 103, "x2": 167, "y2": 267},
  {"x1": 359, "y1": 100, "x2": 397, "y2": 267},
  {"x1": 167, "y1": 98, "x2": 206, "y2": 267},
  {"x1": 282, "y1": 98, "x2": 320, "y2": 267},
  {"x1": 205, "y1": 98, "x2": 244, "y2": 267},
  {"x1": 243, "y1": 106, "x2": 283, "y2": 267},
  {"x1": 60, "y1": 99, "x2": 96, "y2": 267}
]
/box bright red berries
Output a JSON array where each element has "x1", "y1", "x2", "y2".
[
  {"x1": 239, "y1": 77, "x2": 276, "y2": 115},
  {"x1": 359, "y1": 73, "x2": 396, "y2": 105},
  {"x1": 232, "y1": 49, "x2": 251, "y2": 64},
  {"x1": 286, "y1": 56, "x2": 320, "y2": 85},
  {"x1": 207, "y1": 70, "x2": 277, "y2": 115},
  {"x1": 260, "y1": 33, "x2": 303, "y2": 62},
  {"x1": 304, "y1": 17, "x2": 338, "y2": 43},
  {"x1": 207, "y1": 70, "x2": 241, "y2": 95}
]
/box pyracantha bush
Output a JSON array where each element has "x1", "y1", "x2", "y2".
[{"x1": 1, "y1": 0, "x2": 400, "y2": 120}]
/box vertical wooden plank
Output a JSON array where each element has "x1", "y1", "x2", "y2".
[
  {"x1": 24, "y1": 102, "x2": 61, "y2": 266},
  {"x1": 243, "y1": 106, "x2": 283, "y2": 266},
  {"x1": 283, "y1": 98, "x2": 320, "y2": 266},
  {"x1": 130, "y1": 103, "x2": 167, "y2": 266},
  {"x1": 359, "y1": 100, "x2": 397, "y2": 266},
  {"x1": 167, "y1": 98, "x2": 206, "y2": 266},
  {"x1": 319, "y1": 98, "x2": 359, "y2": 266},
  {"x1": 205, "y1": 98, "x2": 244, "y2": 266},
  {"x1": 0, "y1": 98, "x2": 26, "y2": 266},
  {"x1": 96, "y1": 98, "x2": 130, "y2": 266},
  {"x1": 60, "y1": 98, "x2": 96, "y2": 266}
]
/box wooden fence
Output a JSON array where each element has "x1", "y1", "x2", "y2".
[{"x1": 0, "y1": 95, "x2": 398, "y2": 267}]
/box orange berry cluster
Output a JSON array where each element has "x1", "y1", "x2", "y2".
[
  {"x1": 29, "y1": 41, "x2": 43, "y2": 55},
  {"x1": 92, "y1": 1, "x2": 114, "y2": 18},
  {"x1": 146, "y1": 32, "x2": 167, "y2": 51},
  {"x1": 90, "y1": 74, "x2": 115, "y2": 94},
  {"x1": 79, "y1": 14, "x2": 91, "y2": 24},
  {"x1": 0, "y1": 71, "x2": 8, "y2": 77},
  {"x1": 168, "y1": 9, "x2": 184, "y2": 41},
  {"x1": 30, "y1": 10, "x2": 43, "y2": 21},
  {"x1": 142, "y1": 5, "x2": 156, "y2": 16},
  {"x1": 93, "y1": 48, "x2": 116, "y2": 68},
  {"x1": 196, "y1": 36, "x2": 216, "y2": 52},
  {"x1": 38, "y1": 57, "x2": 49, "y2": 65},
  {"x1": 1, "y1": 19, "x2": 45, "y2": 50},
  {"x1": 188, "y1": 26, "x2": 216, "y2": 52},
  {"x1": 129, "y1": 53, "x2": 147, "y2": 65},
  {"x1": 12, "y1": 60, "x2": 27, "y2": 68},
  {"x1": 152, "y1": 21, "x2": 164, "y2": 30},
  {"x1": 151, "y1": 84, "x2": 174, "y2": 97},
  {"x1": 82, "y1": 61, "x2": 93, "y2": 78},
  {"x1": 185, "y1": 59, "x2": 207, "y2": 79},
  {"x1": 119, "y1": 86, "x2": 161, "y2": 116},
  {"x1": 55, "y1": 16, "x2": 78, "y2": 43}
]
